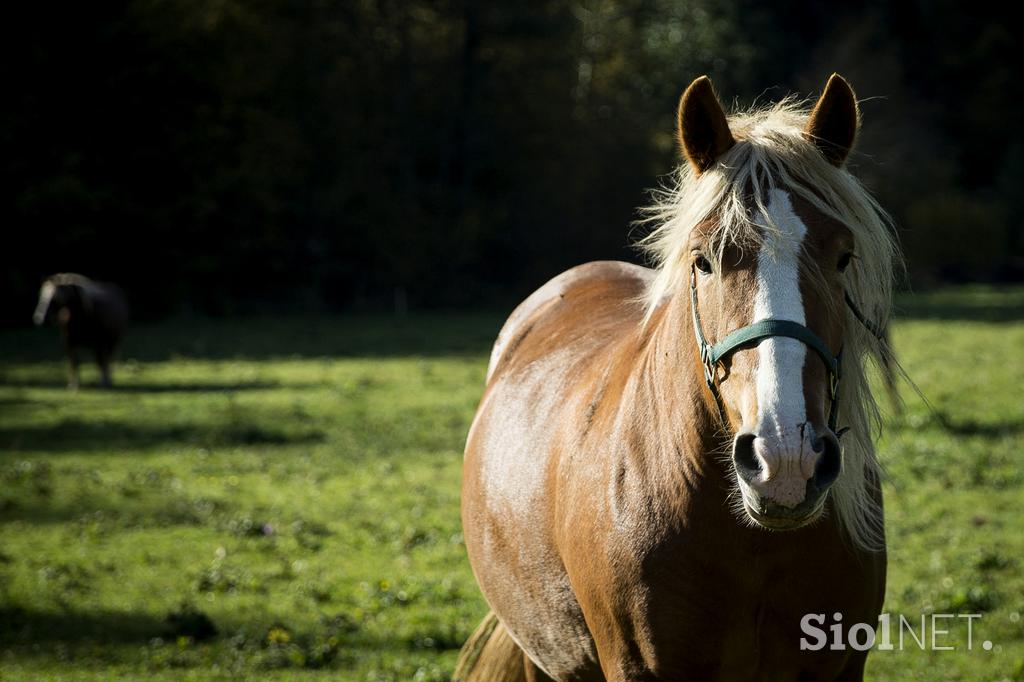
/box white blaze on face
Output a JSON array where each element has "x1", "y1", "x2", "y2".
[
  {"x1": 33, "y1": 281, "x2": 56, "y2": 326},
  {"x1": 753, "y1": 189, "x2": 808, "y2": 440}
]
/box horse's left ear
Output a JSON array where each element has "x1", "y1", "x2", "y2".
[{"x1": 805, "y1": 73, "x2": 860, "y2": 167}]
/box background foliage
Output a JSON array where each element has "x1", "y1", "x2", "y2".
[{"x1": 3, "y1": 1, "x2": 1021, "y2": 324}]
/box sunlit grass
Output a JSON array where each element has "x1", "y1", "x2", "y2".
[
  {"x1": 1, "y1": 288, "x2": 1022, "y2": 680},
  {"x1": 0, "y1": 319, "x2": 494, "y2": 681},
  {"x1": 864, "y1": 294, "x2": 1024, "y2": 681}
]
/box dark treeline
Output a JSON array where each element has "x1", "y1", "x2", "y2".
[{"x1": 3, "y1": 1, "x2": 1021, "y2": 325}]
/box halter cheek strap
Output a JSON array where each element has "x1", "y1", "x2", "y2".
[{"x1": 689, "y1": 268, "x2": 845, "y2": 436}]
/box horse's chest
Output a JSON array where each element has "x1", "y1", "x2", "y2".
[{"x1": 615, "y1": 532, "x2": 883, "y2": 680}]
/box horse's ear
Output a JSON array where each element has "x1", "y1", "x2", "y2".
[
  {"x1": 677, "y1": 76, "x2": 735, "y2": 174},
  {"x1": 805, "y1": 73, "x2": 860, "y2": 167}
]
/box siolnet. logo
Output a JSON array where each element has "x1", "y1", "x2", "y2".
[{"x1": 800, "y1": 612, "x2": 992, "y2": 652}]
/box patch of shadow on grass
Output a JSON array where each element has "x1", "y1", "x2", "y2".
[
  {"x1": 896, "y1": 287, "x2": 1024, "y2": 322},
  {"x1": 0, "y1": 312, "x2": 506, "y2": 362},
  {"x1": 0, "y1": 495, "x2": 216, "y2": 527},
  {"x1": 0, "y1": 606, "x2": 169, "y2": 644},
  {"x1": 165, "y1": 604, "x2": 218, "y2": 641},
  {"x1": 0, "y1": 378, "x2": 305, "y2": 393},
  {"x1": 0, "y1": 418, "x2": 324, "y2": 453},
  {"x1": 127, "y1": 313, "x2": 507, "y2": 360},
  {"x1": 934, "y1": 411, "x2": 1024, "y2": 438}
]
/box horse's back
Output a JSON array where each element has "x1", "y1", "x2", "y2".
[
  {"x1": 464, "y1": 260, "x2": 652, "y2": 680},
  {"x1": 486, "y1": 260, "x2": 653, "y2": 382}
]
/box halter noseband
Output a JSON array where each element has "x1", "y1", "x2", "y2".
[{"x1": 690, "y1": 267, "x2": 868, "y2": 438}]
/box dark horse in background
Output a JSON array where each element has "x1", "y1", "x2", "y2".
[
  {"x1": 457, "y1": 74, "x2": 900, "y2": 680},
  {"x1": 33, "y1": 273, "x2": 128, "y2": 389}
]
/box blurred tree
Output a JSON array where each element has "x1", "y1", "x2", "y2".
[{"x1": 1, "y1": 0, "x2": 1018, "y2": 327}]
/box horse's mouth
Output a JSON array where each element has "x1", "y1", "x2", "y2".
[{"x1": 742, "y1": 496, "x2": 826, "y2": 531}]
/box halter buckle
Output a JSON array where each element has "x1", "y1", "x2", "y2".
[{"x1": 699, "y1": 345, "x2": 716, "y2": 388}]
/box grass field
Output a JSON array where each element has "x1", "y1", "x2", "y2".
[{"x1": 1, "y1": 286, "x2": 1022, "y2": 680}]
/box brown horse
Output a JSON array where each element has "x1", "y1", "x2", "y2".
[
  {"x1": 457, "y1": 74, "x2": 899, "y2": 681},
  {"x1": 33, "y1": 273, "x2": 129, "y2": 389}
]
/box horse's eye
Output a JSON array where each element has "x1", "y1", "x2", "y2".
[
  {"x1": 837, "y1": 252, "x2": 853, "y2": 273},
  {"x1": 694, "y1": 254, "x2": 714, "y2": 274}
]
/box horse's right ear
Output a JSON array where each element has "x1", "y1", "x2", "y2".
[{"x1": 677, "y1": 76, "x2": 735, "y2": 174}]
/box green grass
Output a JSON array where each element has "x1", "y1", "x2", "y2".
[
  {"x1": 1, "y1": 289, "x2": 1022, "y2": 680},
  {"x1": 864, "y1": 286, "x2": 1024, "y2": 681}
]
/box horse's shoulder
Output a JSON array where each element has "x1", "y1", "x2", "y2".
[{"x1": 487, "y1": 261, "x2": 652, "y2": 382}]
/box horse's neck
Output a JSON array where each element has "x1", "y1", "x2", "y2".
[{"x1": 623, "y1": 296, "x2": 732, "y2": 489}]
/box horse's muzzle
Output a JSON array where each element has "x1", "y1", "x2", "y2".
[
  {"x1": 742, "y1": 491, "x2": 828, "y2": 530},
  {"x1": 732, "y1": 427, "x2": 841, "y2": 529}
]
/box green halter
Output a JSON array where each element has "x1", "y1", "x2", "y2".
[{"x1": 689, "y1": 267, "x2": 856, "y2": 436}]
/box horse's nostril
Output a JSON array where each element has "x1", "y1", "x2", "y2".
[
  {"x1": 812, "y1": 433, "x2": 841, "y2": 489},
  {"x1": 732, "y1": 433, "x2": 761, "y2": 480}
]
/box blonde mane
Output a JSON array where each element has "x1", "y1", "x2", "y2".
[{"x1": 640, "y1": 98, "x2": 900, "y2": 552}]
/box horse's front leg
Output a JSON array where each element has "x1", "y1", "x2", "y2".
[{"x1": 66, "y1": 346, "x2": 80, "y2": 390}]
